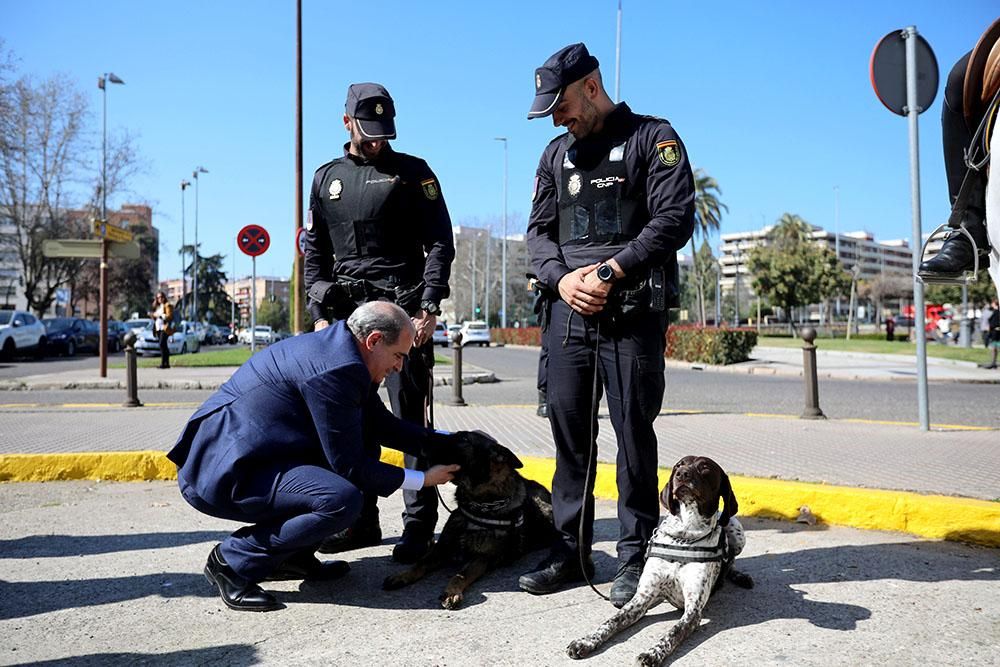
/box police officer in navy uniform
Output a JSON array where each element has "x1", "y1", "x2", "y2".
[
  {"x1": 167, "y1": 302, "x2": 461, "y2": 611},
  {"x1": 518, "y1": 44, "x2": 695, "y2": 607},
  {"x1": 304, "y1": 83, "x2": 456, "y2": 563},
  {"x1": 918, "y1": 18, "x2": 999, "y2": 279}
]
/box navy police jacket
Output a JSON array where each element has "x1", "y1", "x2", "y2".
[{"x1": 166, "y1": 321, "x2": 429, "y2": 510}]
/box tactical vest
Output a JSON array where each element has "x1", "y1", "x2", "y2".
[
  {"x1": 556, "y1": 137, "x2": 647, "y2": 270},
  {"x1": 317, "y1": 158, "x2": 424, "y2": 287}
]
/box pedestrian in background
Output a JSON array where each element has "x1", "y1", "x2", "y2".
[
  {"x1": 983, "y1": 298, "x2": 1000, "y2": 369},
  {"x1": 303, "y1": 83, "x2": 456, "y2": 564},
  {"x1": 981, "y1": 301, "x2": 994, "y2": 348},
  {"x1": 520, "y1": 43, "x2": 694, "y2": 607},
  {"x1": 150, "y1": 291, "x2": 173, "y2": 369},
  {"x1": 884, "y1": 310, "x2": 896, "y2": 342}
]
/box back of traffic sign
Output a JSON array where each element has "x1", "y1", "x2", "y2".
[
  {"x1": 238, "y1": 224, "x2": 270, "y2": 257},
  {"x1": 870, "y1": 29, "x2": 939, "y2": 115}
]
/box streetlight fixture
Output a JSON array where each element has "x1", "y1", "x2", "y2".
[
  {"x1": 97, "y1": 71, "x2": 124, "y2": 379},
  {"x1": 180, "y1": 179, "x2": 191, "y2": 319},
  {"x1": 192, "y1": 166, "x2": 208, "y2": 321},
  {"x1": 494, "y1": 137, "x2": 508, "y2": 328}
]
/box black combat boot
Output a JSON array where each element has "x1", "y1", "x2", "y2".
[{"x1": 317, "y1": 504, "x2": 382, "y2": 554}]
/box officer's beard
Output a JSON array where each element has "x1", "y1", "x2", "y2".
[{"x1": 348, "y1": 121, "x2": 386, "y2": 160}]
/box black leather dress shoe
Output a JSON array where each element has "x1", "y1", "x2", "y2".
[
  {"x1": 317, "y1": 520, "x2": 382, "y2": 554},
  {"x1": 264, "y1": 552, "x2": 350, "y2": 582},
  {"x1": 391, "y1": 526, "x2": 434, "y2": 564},
  {"x1": 204, "y1": 545, "x2": 283, "y2": 612},
  {"x1": 518, "y1": 553, "x2": 594, "y2": 595},
  {"x1": 609, "y1": 562, "x2": 643, "y2": 608}
]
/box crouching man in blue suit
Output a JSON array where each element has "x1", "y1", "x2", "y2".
[{"x1": 167, "y1": 301, "x2": 460, "y2": 611}]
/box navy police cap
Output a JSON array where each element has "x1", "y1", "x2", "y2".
[
  {"x1": 345, "y1": 83, "x2": 397, "y2": 140},
  {"x1": 527, "y1": 43, "x2": 600, "y2": 119}
]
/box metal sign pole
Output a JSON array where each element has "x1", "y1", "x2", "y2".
[
  {"x1": 904, "y1": 26, "x2": 930, "y2": 431},
  {"x1": 251, "y1": 255, "x2": 257, "y2": 354}
]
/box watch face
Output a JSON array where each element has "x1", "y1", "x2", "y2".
[{"x1": 598, "y1": 265, "x2": 614, "y2": 281}]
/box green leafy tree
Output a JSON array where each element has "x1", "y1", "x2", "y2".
[
  {"x1": 747, "y1": 213, "x2": 848, "y2": 332},
  {"x1": 257, "y1": 297, "x2": 290, "y2": 332},
  {"x1": 690, "y1": 169, "x2": 727, "y2": 324},
  {"x1": 189, "y1": 252, "x2": 232, "y2": 324}
]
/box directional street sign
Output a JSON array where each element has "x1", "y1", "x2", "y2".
[
  {"x1": 238, "y1": 224, "x2": 270, "y2": 257},
  {"x1": 43, "y1": 239, "x2": 140, "y2": 259},
  {"x1": 92, "y1": 219, "x2": 133, "y2": 243}
]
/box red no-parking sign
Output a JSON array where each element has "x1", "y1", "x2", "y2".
[{"x1": 237, "y1": 224, "x2": 270, "y2": 257}]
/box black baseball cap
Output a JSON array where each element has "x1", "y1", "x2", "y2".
[
  {"x1": 527, "y1": 43, "x2": 600, "y2": 119},
  {"x1": 345, "y1": 83, "x2": 397, "y2": 140}
]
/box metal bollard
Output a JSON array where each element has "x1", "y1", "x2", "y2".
[
  {"x1": 122, "y1": 332, "x2": 142, "y2": 408},
  {"x1": 449, "y1": 331, "x2": 466, "y2": 406},
  {"x1": 799, "y1": 327, "x2": 825, "y2": 420}
]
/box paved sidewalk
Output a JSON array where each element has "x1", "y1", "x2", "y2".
[{"x1": 1, "y1": 483, "x2": 997, "y2": 666}]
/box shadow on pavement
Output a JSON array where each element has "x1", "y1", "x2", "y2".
[
  {"x1": 11, "y1": 644, "x2": 258, "y2": 666},
  {"x1": 0, "y1": 530, "x2": 229, "y2": 558}
]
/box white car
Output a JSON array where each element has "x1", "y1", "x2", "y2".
[
  {"x1": 124, "y1": 318, "x2": 153, "y2": 335},
  {"x1": 459, "y1": 320, "x2": 491, "y2": 347},
  {"x1": 253, "y1": 325, "x2": 274, "y2": 345},
  {"x1": 0, "y1": 309, "x2": 47, "y2": 360},
  {"x1": 135, "y1": 321, "x2": 201, "y2": 356},
  {"x1": 433, "y1": 322, "x2": 450, "y2": 346}
]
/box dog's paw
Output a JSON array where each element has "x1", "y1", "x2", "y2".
[
  {"x1": 439, "y1": 591, "x2": 464, "y2": 610},
  {"x1": 566, "y1": 639, "x2": 597, "y2": 660},
  {"x1": 382, "y1": 574, "x2": 409, "y2": 591},
  {"x1": 634, "y1": 652, "x2": 660, "y2": 667}
]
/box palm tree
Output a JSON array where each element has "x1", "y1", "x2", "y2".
[{"x1": 691, "y1": 169, "x2": 727, "y2": 324}]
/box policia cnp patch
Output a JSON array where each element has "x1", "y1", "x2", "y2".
[
  {"x1": 421, "y1": 178, "x2": 440, "y2": 200},
  {"x1": 656, "y1": 140, "x2": 681, "y2": 168}
]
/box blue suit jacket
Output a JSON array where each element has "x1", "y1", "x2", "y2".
[{"x1": 167, "y1": 321, "x2": 428, "y2": 511}]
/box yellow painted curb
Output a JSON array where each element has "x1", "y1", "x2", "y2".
[{"x1": 2, "y1": 450, "x2": 998, "y2": 549}]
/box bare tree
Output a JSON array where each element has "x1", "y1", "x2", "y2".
[{"x1": 0, "y1": 46, "x2": 142, "y2": 317}]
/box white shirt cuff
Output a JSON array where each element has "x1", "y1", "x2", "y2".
[{"x1": 400, "y1": 468, "x2": 425, "y2": 491}]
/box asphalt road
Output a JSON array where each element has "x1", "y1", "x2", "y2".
[{"x1": 2, "y1": 346, "x2": 998, "y2": 428}]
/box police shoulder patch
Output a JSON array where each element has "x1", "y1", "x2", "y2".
[
  {"x1": 421, "y1": 178, "x2": 439, "y2": 200},
  {"x1": 656, "y1": 140, "x2": 681, "y2": 168}
]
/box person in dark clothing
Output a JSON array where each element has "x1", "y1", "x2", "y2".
[
  {"x1": 518, "y1": 43, "x2": 695, "y2": 608},
  {"x1": 167, "y1": 302, "x2": 460, "y2": 612},
  {"x1": 918, "y1": 19, "x2": 999, "y2": 279},
  {"x1": 150, "y1": 291, "x2": 173, "y2": 369},
  {"x1": 303, "y1": 83, "x2": 456, "y2": 564},
  {"x1": 982, "y1": 298, "x2": 1000, "y2": 369}
]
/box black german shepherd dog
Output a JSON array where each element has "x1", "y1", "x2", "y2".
[{"x1": 383, "y1": 430, "x2": 555, "y2": 609}]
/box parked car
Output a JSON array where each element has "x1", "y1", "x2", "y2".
[
  {"x1": 107, "y1": 320, "x2": 128, "y2": 352},
  {"x1": 135, "y1": 321, "x2": 201, "y2": 356},
  {"x1": 42, "y1": 317, "x2": 100, "y2": 357},
  {"x1": 237, "y1": 327, "x2": 252, "y2": 345},
  {"x1": 215, "y1": 326, "x2": 233, "y2": 344},
  {"x1": 433, "y1": 322, "x2": 450, "y2": 346},
  {"x1": 124, "y1": 318, "x2": 153, "y2": 335},
  {"x1": 459, "y1": 320, "x2": 491, "y2": 347},
  {"x1": 0, "y1": 309, "x2": 48, "y2": 360},
  {"x1": 253, "y1": 325, "x2": 274, "y2": 345}
]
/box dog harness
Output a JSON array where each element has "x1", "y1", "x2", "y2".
[
  {"x1": 646, "y1": 521, "x2": 727, "y2": 564},
  {"x1": 459, "y1": 499, "x2": 524, "y2": 532}
]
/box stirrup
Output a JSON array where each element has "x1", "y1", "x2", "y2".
[{"x1": 916, "y1": 223, "x2": 980, "y2": 286}]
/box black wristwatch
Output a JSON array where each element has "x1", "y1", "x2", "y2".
[
  {"x1": 420, "y1": 299, "x2": 440, "y2": 315},
  {"x1": 596, "y1": 263, "x2": 617, "y2": 284}
]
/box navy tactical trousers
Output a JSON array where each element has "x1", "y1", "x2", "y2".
[
  {"x1": 182, "y1": 465, "x2": 363, "y2": 582},
  {"x1": 545, "y1": 299, "x2": 667, "y2": 566},
  {"x1": 385, "y1": 339, "x2": 437, "y2": 533}
]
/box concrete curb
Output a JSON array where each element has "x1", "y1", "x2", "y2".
[{"x1": 3, "y1": 449, "x2": 997, "y2": 549}]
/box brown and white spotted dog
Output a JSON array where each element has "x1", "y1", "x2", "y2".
[
  {"x1": 382, "y1": 430, "x2": 555, "y2": 609},
  {"x1": 567, "y1": 456, "x2": 753, "y2": 666}
]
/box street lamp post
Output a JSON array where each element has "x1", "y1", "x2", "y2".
[
  {"x1": 494, "y1": 137, "x2": 508, "y2": 328},
  {"x1": 98, "y1": 72, "x2": 124, "y2": 378},
  {"x1": 192, "y1": 166, "x2": 208, "y2": 321},
  {"x1": 180, "y1": 179, "x2": 191, "y2": 319}
]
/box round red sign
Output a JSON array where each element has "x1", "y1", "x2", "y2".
[{"x1": 237, "y1": 224, "x2": 270, "y2": 257}]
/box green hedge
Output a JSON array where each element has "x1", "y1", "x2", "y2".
[
  {"x1": 666, "y1": 326, "x2": 758, "y2": 365},
  {"x1": 491, "y1": 327, "x2": 543, "y2": 346}
]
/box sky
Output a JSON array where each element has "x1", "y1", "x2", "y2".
[{"x1": 3, "y1": 1, "x2": 997, "y2": 282}]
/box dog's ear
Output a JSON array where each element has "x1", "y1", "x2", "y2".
[
  {"x1": 663, "y1": 465, "x2": 680, "y2": 515},
  {"x1": 718, "y1": 470, "x2": 738, "y2": 526},
  {"x1": 494, "y1": 443, "x2": 524, "y2": 469}
]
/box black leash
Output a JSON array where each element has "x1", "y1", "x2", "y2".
[{"x1": 577, "y1": 317, "x2": 610, "y2": 601}]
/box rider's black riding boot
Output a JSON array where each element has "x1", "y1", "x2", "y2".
[{"x1": 918, "y1": 207, "x2": 991, "y2": 278}]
